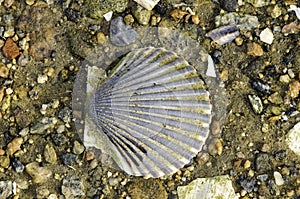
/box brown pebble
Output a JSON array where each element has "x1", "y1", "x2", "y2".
[
  {"x1": 196, "y1": 152, "x2": 210, "y2": 165},
  {"x1": 7, "y1": 137, "x2": 23, "y2": 156},
  {"x1": 247, "y1": 42, "x2": 264, "y2": 57},
  {"x1": 208, "y1": 138, "x2": 223, "y2": 156},
  {"x1": 0, "y1": 155, "x2": 10, "y2": 168},
  {"x1": 2, "y1": 38, "x2": 20, "y2": 60},
  {"x1": 234, "y1": 159, "x2": 242, "y2": 168},
  {"x1": 0, "y1": 63, "x2": 9, "y2": 78},
  {"x1": 170, "y1": 9, "x2": 188, "y2": 22},
  {"x1": 191, "y1": 15, "x2": 200, "y2": 25},
  {"x1": 288, "y1": 81, "x2": 300, "y2": 98},
  {"x1": 86, "y1": 149, "x2": 95, "y2": 161}
]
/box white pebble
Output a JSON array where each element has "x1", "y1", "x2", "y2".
[
  {"x1": 286, "y1": 122, "x2": 300, "y2": 156},
  {"x1": 274, "y1": 171, "x2": 284, "y2": 186},
  {"x1": 260, "y1": 28, "x2": 274, "y2": 45},
  {"x1": 37, "y1": 74, "x2": 48, "y2": 84},
  {"x1": 103, "y1": 11, "x2": 113, "y2": 21}
]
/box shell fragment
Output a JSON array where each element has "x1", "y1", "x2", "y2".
[{"x1": 133, "y1": 0, "x2": 160, "y2": 10}]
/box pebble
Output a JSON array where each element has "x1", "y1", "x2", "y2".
[
  {"x1": 279, "y1": 74, "x2": 291, "y2": 83},
  {"x1": 73, "y1": 141, "x2": 85, "y2": 155},
  {"x1": 237, "y1": 174, "x2": 256, "y2": 193},
  {"x1": 247, "y1": 42, "x2": 263, "y2": 57},
  {"x1": 177, "y1": 175, "x2": 239, "y2": 199},
  {"x1": 37, "y1": 74, "x2": 48, "y2": 84},
  {"x1": 124, "y1": 14, "x2": 135, "y2": 25},
  {"x1": 0, "y1": 63, "x2": 9, "y2": 78},
  {"x1": 108, "y1": 177, "x2": 119, "y2": 186},
  {"x1": 220, "y1": 0, "x2": 238, "y2": 11},
  {"x1": 11, "y1": 158, "x2": 25, "y2": 172},
  {"x1": 257, "y1": 174, "x2": 268, "y2": 182},
  {"x1": 244, "y1": 160, "x2": 251, "y2": 169},
  {"x1": 259, "y1": 28, "x2": 274, "y2": 45},
  {"x1": 25, "y1": 162, "x2": 52, "y2": 184},
  {"x1": 132, "y1": 5, "x2": 152, "y2": 25},
  {"x1": 7, "y1": 137, "x2": 23, "y2": 156},
  {"x1": 30, "y1": 117, "x2": 58, "y2": 134},
  {"x1": 96, "y1": 32, "x2": 107, "y2": 45},
  {"x1": 208, "y1": 138, "x2": 223, "y2": 156},
  {"x1": 44, "y1": 144, "x2": 57, "y2": 164},
  {"x1": 25, "y1": 0, "x2": 35, "y2": 5},
  {"x1": 133, "y1": 0, "x2": 160, "y2": 10},
  {"x1": 274, "y1": 171, "x2": 284, "y2": 185},
  {"x1": 61, "y1": 175, "x2": 85, "y2": 198},
  {"x1": 251, "y1": 79, "x2": 271, "y2": 95},
  {"x1": 286, "y1": 122, "x2": 300, "y2": 156},
  {"x1": 0, "y1": 181, "x2": 13, "y2": 199},
  {"x1": 128, "y1": 179, "x2": 168, "y2": 199},
  {"x1": 268, "y1": 92, "x2": 283, "y2": 104},
  {"x1": 255, "y1": 153, "x2": 272, "y2": 172},
  {"x1": 61, "y1": 153, "x2": 77, "y2": 165},
  {"x1": 0, "y1": 155, "x2": 10, "y2": 168},
  {"x1": 282, "y1": 21, "x2": 300, "y2": 35},
  {"x1": 248, "y1": 94, "x2": 263, "y2": 114},
  {"x1": 288, "y1": 81, "x2": 300, "y2": 98},
  {"x1": 2, "y1": 38, "x2": 20, "y2": 60}
]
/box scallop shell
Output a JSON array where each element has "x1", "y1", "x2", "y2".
[{"x1": 88, "y1": 47, "x2": 212, "y2": 178}]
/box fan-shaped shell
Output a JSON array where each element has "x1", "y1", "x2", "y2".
[{"x1": 89, "y1": 47, "x2": 212, "y2": 178}]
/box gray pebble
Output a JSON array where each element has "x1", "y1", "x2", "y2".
[
  {"x1": 61, "y1": 153, "x2": 77, "y2": 165},
  {"x1": 11, "y1": 158, "x2": 25, "y2": 173},
  {"x1": 61, "y1": 175, "x2": 85, "y2": 198},
  {"x1": 255, "y1": 153, "x2": 272, "y2": 172}
]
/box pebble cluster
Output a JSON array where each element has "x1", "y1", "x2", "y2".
[{"x1": 0, "y1": 0, "x2": 299, "y2": 198}]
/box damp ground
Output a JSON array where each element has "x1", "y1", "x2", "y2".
[{"x1": 0, "y1": 0, "x2": 299, "y2": 198}]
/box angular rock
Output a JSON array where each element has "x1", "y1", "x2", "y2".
[
  {"x1": 177, "y1": 175, "x2": 239, "y2": 199},
  {"x1": 25, "y1": 162, "x2": 52, "y2": 184},
  {"x1": 61, "y1": 175, "x2": 85, "y2": 199},
  {"x1": 2, "y1": 38, "x2": 20, "y2": 60}
]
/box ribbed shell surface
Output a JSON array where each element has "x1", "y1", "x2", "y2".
[{"x1": 91, "y1": 47, "x2": 212, "y2": 178}]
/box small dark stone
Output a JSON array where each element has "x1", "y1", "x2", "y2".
[
  {"x1": 50, "y1": 50, "x2": 57, "y2": 58},
  {"x1": 251, "y1": 79, "x2": 271, "y2": 95},
  {"x1": 212, "y1": 50, "x2": 222, "y2": 64},
  {"x1": 155, "y1": 3, "x2": 166, "y2": 15},
  {"x1": 4, "y1": 131, "x2": 14, "y2": 143},
  {"x1": 93, "y1": 195, "x2": 100, "y2": 199},
  {"x1": 237, "y1": 174, "x2": 256, "y2": 193},
  {"x1": 61, "y1": 153, "x2": 77, "y2": 165},
  {"x1": 220, "y1": 0, "x2": 238, "y2": 11},
  {"x1": 64, "y1": 8, "x2": 81, "y2": 22},
  {"x1": 255, "y1": 153, "x2": 272, "y2": 173},
  {"x1": 11, "y1": 158, "x2": 25, "y2": 173},
  {"x1": 274, "y1": 150, "x2": 286, "y2": 161},
  {"x1": 51, "y1": 133, "x2": 67, "y2": 146}
]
